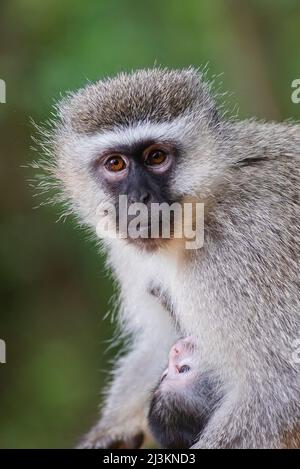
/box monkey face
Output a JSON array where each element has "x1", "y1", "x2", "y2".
[
  {"x1": 91, "y1": 138, "x2": 182, "y2": 249},
  {"x1": 159, "y1": 336, "x2": 197, "y2": 392},
  {"x1": 148, "y1": 336, "x2": 223, "y2": 449},
  {"x1": 50, "y1": 69, "x2": 223, "y2": 249}
]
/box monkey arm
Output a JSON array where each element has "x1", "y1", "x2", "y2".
[
  {"x1": 78, "y1": 291, "x2": 177, "y2": 449},
  {"x1": 78, "y1": 344, "x2": 153, "y2": 449},
  {"x1": 191, "y1": 379, "x2": 299, "y2": 449}
]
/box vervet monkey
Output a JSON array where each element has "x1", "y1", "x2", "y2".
[
  {"x1": 37, "y1": 68, "x2": 300, "y2": 448},
  {"x1": 148, "y1": 337, "x2": 223, "y2": 448}
]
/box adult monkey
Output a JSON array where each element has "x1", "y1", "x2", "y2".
[{"x1": 37, "y1": 68, "x2": 300, "y2": 448}]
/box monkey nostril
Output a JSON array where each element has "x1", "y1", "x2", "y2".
[{"x1": 140, "y1": 192, "x2": 151, "y2": 204}]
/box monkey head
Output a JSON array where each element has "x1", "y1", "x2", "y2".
[
  {"x1": 159, "y1": 336, "x2": 197, "y2": 391},
  {"x1": 43, "y1": 68, "x2": 224, "y2": 250},
  {"x1": 148, "y1": 337, "x2": 223, "y2": 449}
]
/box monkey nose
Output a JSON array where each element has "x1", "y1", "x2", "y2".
[
  {"x1": 128, "y1": 191, "x2": 151, "y2": 205},
  {"x1": 140, "y1": 192, "x2": 151, "y2": 204},
  {"x1": 169, "y1": 341, "x2": 185, "y2": 359}
]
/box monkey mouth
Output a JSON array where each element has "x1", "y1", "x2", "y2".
[
  {"x1": 97, "y1": 197, "x2": 202, "y2": 251},
  {"x1": 125, "y1": 235, "x2": 171, "y2": 252},
  {"x1": 121, "y1": 219, "x2": 176, "y2": 251}
]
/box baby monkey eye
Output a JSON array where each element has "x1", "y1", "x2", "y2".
[
  {"x1": 144, "y1": 149, "x2": 167, "y2": 166},
  {"x1": 179, "y1": 365, "x2": 191, "y2": 374},
  {"x1": 105, "y1": 155, "x2": 126, "y2": 172}
]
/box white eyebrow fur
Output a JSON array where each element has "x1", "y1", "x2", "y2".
[{"x1": 68, "y1": 115, "x2": 201, "y2": 164}]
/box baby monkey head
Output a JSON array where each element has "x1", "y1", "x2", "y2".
[
  {"x1": 47, "y1": 68, "x2": 222, "y2": 250},
  {"x1": 148, "y1": 337, "x2": 223, "y2": 449}
]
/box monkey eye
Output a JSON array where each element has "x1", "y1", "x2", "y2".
[
  {"x1": 105, "y1": 155, "x2": 127, "y2": 172},
  {"x1": 144, "y1": 149, "x2": 167, "y2": 167},
  {"x1": 178, "y1": 365, "x2": 190, "y2": 374}
]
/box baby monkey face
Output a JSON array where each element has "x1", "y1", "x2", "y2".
[
  {"x1": 148, "y1": 335, "x2": 222, "y2": 448},
  {"x1": 159, "y1": 336, "x2": 196, "y2": 391}
]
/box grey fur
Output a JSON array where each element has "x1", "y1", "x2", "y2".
[
  {"x1": 57, "y1": 68, "x2": 218, "y2": 134},
  {"x1": 38, "y1": 68, "x2": 300, "y2": 448}
]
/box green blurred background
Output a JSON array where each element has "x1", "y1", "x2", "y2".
[{"x1": 0, "y1": 0, "x2": 299, "y2": 448}]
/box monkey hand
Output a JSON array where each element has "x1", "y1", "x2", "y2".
[{"x1": 77, "y1": 423, "x2": 144, "y2": 449}]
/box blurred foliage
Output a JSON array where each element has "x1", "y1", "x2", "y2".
[{"x1": 0, "y1": 0, "x2": 299, "y2": 448}]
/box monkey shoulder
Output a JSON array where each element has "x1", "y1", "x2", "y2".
[{"x1": 223, "y1": 120, "x2": 300, "y2": 164}]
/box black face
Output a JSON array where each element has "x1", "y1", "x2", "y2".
[
  {"x1": 149, "y1": 394, "x2": 203, "y2": 449},
  {"x1": 92, "y1": 139, "x2": 180, "y2": 248},
  {"x1": 148, "y1": 372, "x2": 223, "y2": 449}
]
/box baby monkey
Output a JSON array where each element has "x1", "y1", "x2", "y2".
[{"x1": 148, "y1": 337, "x2": 223, "y2": 449}]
